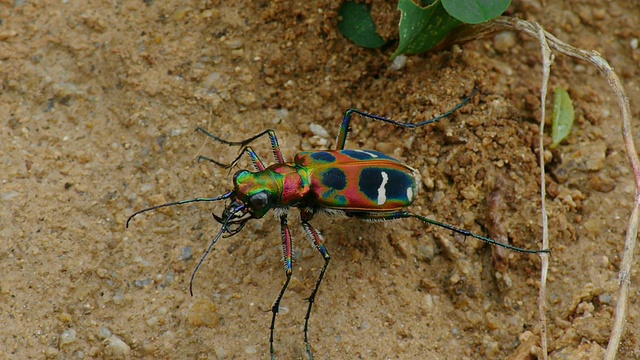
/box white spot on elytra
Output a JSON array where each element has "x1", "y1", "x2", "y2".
[
  {"x1": 353, "y1": 149, "x2": 378, "y2": 158},
  {"x1": 407, "y1": 186, "x2": 413, "y2": 201},
  {"x1": 377, "y1": 172, "x2": 389, "y2": 205}
]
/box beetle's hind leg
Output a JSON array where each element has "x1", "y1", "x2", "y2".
[{"x1": 348, "y1": 210, "x2": 549, "y2": 254}]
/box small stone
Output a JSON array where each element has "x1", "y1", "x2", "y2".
[
  {"x1": 460, "y1": 185, "x2": 478, "y2": 200},
  {"x1": 449, "y1": 272, "x2": 461, "y2": 284},
  {"x1": 57, "y1": 312, "x2": 72, "y2": 323},
  {"x1": 358, "y1": 320, "x2": 370, "y2": 331},
  {"x1": 134, "y1": 278, "x2": 153, "y2": 288},
  {"x1": 178, "y1": 246, "x2": 192, "y2": 261},
  {"x1": 598, "y1": 293, "x2": 612, "y2": 305},
  {"x1": 215, "y1": 346, "x2": 227, "y2": 359},
  {"x1": 1, "y1": 191, "x2": 19, "y2": 201},
  {"x1": 226, "y1": 39, "x2": 244, "y2": 49},
  {"x1": 493, "y1": 31, "x2": 516, "y2": 53},
  {"x1": 96, "y1": 268, "x2": 109, "y2": 278},
  {"x1": 589, "y1": 173, "x2": 615, "y2": 192},
  {"x1": 309, "y1": 123, "x2": 329, "y2": 139},
  {"x1": 104, "y1": 335, "x2": 131, "y2": 359},
  {"x1": 45, "y1": 347, "x2": 59, "y2": 358},
  {"x1": 390, "y1": 55, "x2": 406, "y2": 70},
  {"x1": 187, "y1": 298, "x2": 220, "y2": 327},
  {"x1": 432, "y1": 191, "x2": 445, "y2": 203},
  {"x1": 465, "y1": 310, "x2": 481, "y2": 326},
  {"x1": 59, "y1": 328, "x2": 77, "y2": 347},
  {"x1": 98, "y1": 326, "x2": 112, "y2": 340}
]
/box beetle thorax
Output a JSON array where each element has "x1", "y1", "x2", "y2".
[{"x1": 233, "y1": 166, "x2": 309, "y2": 216}]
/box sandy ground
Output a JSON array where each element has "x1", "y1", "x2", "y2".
[{"x1": 1, "y1": 0, "x2": 639, "y2": 359}]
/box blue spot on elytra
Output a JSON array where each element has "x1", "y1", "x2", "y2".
[
  {"x1": 322, "y1": 168, "x2": 347, "y2": 190},
  {"x1": 359, "y1": 168, "x2": 414, "y2": 203},
  {"x1": 385, "y1": 170, "x2": 413, "y2": 200},
  {"x1": 310, "y1": 152, "x2": 336, "y2": 163},
  {"x1": 359, "y1": 168, "x2": 382, "y2": 201}
]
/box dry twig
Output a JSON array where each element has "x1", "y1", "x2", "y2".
[{"x1": 535, "y1": 23, "x2": 552, "y2": 360}]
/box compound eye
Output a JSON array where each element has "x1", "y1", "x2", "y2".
[{"x1": 248, "y1": 191, "x2": 270, "y2": 210}]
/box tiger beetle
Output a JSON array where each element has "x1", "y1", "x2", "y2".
[{"x1": 126, "y1": 88, "x2": 550, "y2": 359}]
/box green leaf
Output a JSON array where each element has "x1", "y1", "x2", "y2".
[
  {"x1": 442, "y1": 0, "x2": 511, "y2": 24},
  {"x1": 338, "y1": 1, "x2": 386, "y2": 49},
  {"x1": 551, "y1": 88, "x2": 575, "y2": 148},
  {"x1": 392, "y1": 0, "x2": 461, "y2": 59}
]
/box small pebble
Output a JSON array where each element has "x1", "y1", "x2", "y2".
[
  {"x1": 390, "y1": 55, "x2": 407, "y2": 70},
  {"x1": 178, "y1": 246, "x2": 192, "y2": 261},
  {"x1": 59, "y1": 328, "x2": 77, "y2": 347},
  {"x1": 99, "y1": 326, "x2": 112, "y2": 340},
  {"x1": 494, "y1": 31, "x2": 516, "y2": 53},
  {"x1": 96, "y1": 268, "x2": 109, "y2": 278},
  {"x1": 1, "y1": 191, "x2": 19, "y2": 200},
  {"x1": 598, "y1": 293, "x2": 612, "y2": 305},
  {"x1": 134, "y1": 278, "x2": 153, "y2": 288},
  {"x1": 465, "y1": 310, "x2": 481, "y2": 326},
  {"x1": 45, "y1": 347, "x2": 59, "y2": 358},
  {"x1": 432, "y1": 191, "x2": 445, "y2": 203},
  {"x1": 309, "y1": 123, "x2": 329, "y2": 139},
  {"x1": 226, "y1": 39, "x2": 244, "y2": 49},
  {"x1": 104, "y1": 335, "x2": 131, "y2": 359},
  {"x1": 216, "y1": 346, "x2": 227, "y2": 359},
  {"x1": 449, "y1": 272, "x2": 461, "y2": 285},
  {"x1": 460, "y1": 186, "x2": 478, "y2": 200},
  {"x1": 589, "y1": 173, "x2": 615, "y2": 192},
  {"x1": 187, "y1": 298, "x2": 220, "y2": 327}
]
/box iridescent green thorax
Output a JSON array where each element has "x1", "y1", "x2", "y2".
[{"x1": 233, "y1": 164, "x2": 310, "y2": 218}]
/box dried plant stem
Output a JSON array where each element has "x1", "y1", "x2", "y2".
[
  {"x1": 451, "y1": 17, "x2": 637, "y2": 359},
  {"x1": 535, "y1": 23, "x2": 552, "y2": 360}
]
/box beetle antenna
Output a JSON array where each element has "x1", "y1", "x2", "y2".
[{"x1": 126, "y1": 191, "x2": 234, "y2": 228}]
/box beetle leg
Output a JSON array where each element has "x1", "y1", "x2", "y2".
[
  {"x1": 334, "y1": 89, "x2": 478, "y2": 150},
  {"x1": 348, "y1": 210, "x2": 549, "y2": 254},
  {"x1": 300, "y1": 209, "x2": 330, "y2": 359},
  {"x1": 270, "y1": 213, "x2": 293, "y2": 360},
  {"x1": 197, "y1": 127, "x2": 286, "y2": 164}
]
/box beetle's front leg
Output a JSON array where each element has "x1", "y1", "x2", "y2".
[{"x1": 270, "y1": 213, "x2": 293, "y2": 359}]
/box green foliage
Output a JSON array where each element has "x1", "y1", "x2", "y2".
[
  {"x1": 338, "y1": 0, "x2": 512, "y2": 57},
  {"x1": 442, "y1": 0, "x2": 511, "y2": 24},
  {"x1": 551, "y1": 88, "x2": 575, "y2": 148},
  {"x1": 392, "y1": 0, "x2": 461, "y2": 59},
  {"x1": 338, "y1": 2, "x2": 386, "y2": 49}
]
